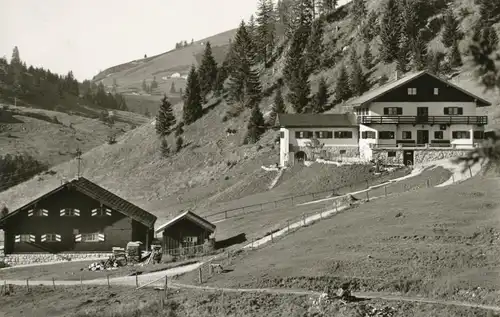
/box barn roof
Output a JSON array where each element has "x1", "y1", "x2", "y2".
[
  {"x1": 0, "y1": 177, "x2": 157, "y2": 228},
  {"x1": 348, "y1": 70, "x2": 492, "y2": 107},
  {"x1": 276, "y1": 113, "x2": 357, "y2": 128},
  {"x1": 155, "y1": 211, "x2": 215, "y2": 234}
]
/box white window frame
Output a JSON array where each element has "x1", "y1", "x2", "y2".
[
  {"x1": 434, "y1": 88, "x2": 439, "y2": 95},
  {"x1": 407, "y1": 88, "x2": 417, "y2": 95},
  {"x1": 334, "y1": 131, "x2": 353, "y2": 139},
  {"x1": 183, "y1": 236, "x2": 198, "y2": 245},
  {"x1": 41, "y1": 233, "x2": 61, "y2": 242},
  {"x1": 15, "y1": 234, "x2": 35, "y2": 243},
  {"x1": 75, "y1": 232, "x2": 105, "y2": 243},
  {"x1": 27, "y1": 209, "x2": 48, "y2": 217},
  {"x1": 91, "y1": 207, "x2": 112, "y2": 216},
  {"x1": 60, "y1": 208, "x2": 80, "y2": 216}
]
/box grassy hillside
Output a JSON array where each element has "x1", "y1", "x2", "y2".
[
  {"x1": 178, "y1": 176, "x2": 500, "y2": 310},
  {"x1": 0, "y1": 105, "x2": 148, "y2": 169}
]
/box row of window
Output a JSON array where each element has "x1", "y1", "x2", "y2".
[
  {"x1": 361, "y1": 130, "x2": 482, "y2": 140},
  {"x1": 407, "y1": 87, "x2": 440, "y2": 95},
  {"x1": 27, "y1": 207, "x2": 112, "y2": 217},
  {"x1": 15, "y1": 233, "x2": 105, "y2": 243},
  {"x1": 295, "y1": 131, "x2": 353, "y2": 139},
  {"x1": 357, "y1": 106, "x2": 465, "y2": 116}
]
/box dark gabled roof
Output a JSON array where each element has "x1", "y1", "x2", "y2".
[
  {"x1": 348, "y1": 70, "x2": 492, "y2": 107},
  {"x1": 276, "y1": 113, "x2": 358, "y2": 128},
  {"x1": 155, "y1": 211, "x2": 216, "y2": 233},
  {"x1": 0, "y1": 177, "x2": 157, "y2": 228}
]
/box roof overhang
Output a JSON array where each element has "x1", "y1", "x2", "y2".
[{"x1": 155, "y1": 211, "x2": 216, "y2": 234}]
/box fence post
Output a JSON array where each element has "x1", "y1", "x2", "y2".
[
  {"x1": 302, "y1": 214, "x2": 306, "y2": 226},
  {"x1": 4, "y1": 280, "x2": 6, "y2": 295},
  {"x1": 287, "y1": 220, "x2": 290, "y2": 231},
  {"x1": 426, "y1": 179, "x2": 430, "y2": 188},
  {"x1": 26, "y1": 278, "x2": 29, "y2": 292},
  {"x1": 335, "y1": 200, "x2": 339, "y2": 212},
  {"x1": 164, "y1": 275, "x2": 168, "y2": 300},
  {"x1": 135, "y1": 270, "x2": 139, "y2": 288},
  {"x1": 224, "y1": 211, "x2": 227, "y2": 219},
  {"x1": 198, "y1": 267, "x2": 203, "y2": 284},
  {"x1": 80, "y1": 274, "x2": 83, "y2": 290},
  {"x1": 52, "y1": 277, "x2": 56, "y2": 290},
  {"x1": 469, "y1": 166, "x2": 473, "y2": 178},
  {"x1": 452, "y1": 174, "x2": 455, "y2": 183},
  {"x1": 366, "y1": 180, "x2": 369, "y2": 189},
  {"x1": 107, "y1": 274, "x2": 110, "y2": 288},
  {"x1": 159, "y1": 291, "x2": 164, "y2": 310},
  {"x1": 384, "y1": 185, "x2": 388, "y2": 197},
  {"x1": 271, "y1": 232, "x2": 274, "y2": 243}
]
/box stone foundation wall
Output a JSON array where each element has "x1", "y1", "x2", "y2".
[
  {"x1": 3, "y1": 252, "x2": 113, "y2": 266},
  {"x1": 297, "y1": 146, "x2": 360, "y2": 161},
  {"x1": 373, "y1": 149, "x2": 472, "y2": 165}
]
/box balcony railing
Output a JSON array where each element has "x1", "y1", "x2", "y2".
[
  {"x1": 358, "y1": 116, "x2": 488, "y2": 125},
  {"x1": 369, "y1": 142, "x2": 481, "y2": 150}
]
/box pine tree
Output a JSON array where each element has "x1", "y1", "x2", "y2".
[
  {"x1": 269, "y1": 87, "x2": 286, "y2": 125},
  {"x1": 227, "y1": 21, "x2": 262, "y2": 108},
  {"x1": 0, "y1": 205, "x2": 8, "y2": 218},
  {"x1": 156, "y1": 95, "x2": 176, "y2": 137},
  {"x1": 151, "y1": 76, "x2": 158, "y2": 90},
  {"x1": 247, "y1": 15, "x2": 258, "y2": 42},
  {"x1": 287, "y1": 58, "x2": 311, "y2": 113},
  {"x1": 198, "y1": 41, "x2": 218, "y2": 100},
  {"x1": 256, "y1": 0, "x2": 276, "y2": 64},
  {"x1": 350, "y1": 60, "x2": 367, "y2": 96},
  {"x1": 176, "y1": 136, "x2": 184, "y2": 152},
  {"x1": 245, "y1": 105, "x2": 266, "y2": 144},
  {"x1": 160, "y1": 137, "x2": 169, "y2": 157},
  {"x1": 361, "y1": 11, "x2": 379, "y2": 42},
  {"x1": 442, "y1": 10, "x2": 460, "y2": 48},
  {"x1": 449, "y1": 39, "x2": 463, "y2": 68},
  {"x1": 335, "y1": 65, "x2": 351, "y2": 102},
  {"x1": 284, "y1": 26, "x2": 310, "y2": 85},
  {"x1": 290, "y1": 0, "x2": 315, "y2": 35},
  {"x1": 313, "y1": 76, "x2": 329, "y2": 113},
  {"x1": 170, "y1": 81, "x2": 176, "y2": 93},
  {"x1": 214, "y1": 65, "x2": 228, "y2": 97},
  {"x1": 379, "y1": 0, "x2": 401, "y2": 63},
  {"x1": 11, "y1": 46, "x2": 21, "y2": 66},
  {"x1": 318, "y1": 0, "x2": 337, "y2": 15},
  {"x1": 362, "y1": 44, "x2": 373, "y2": 69},
  {"x1": 305, "y1": 19, "x2": 325, "y2": 73},
  {"x1": 426, "y1": 51, "x2": 444, "y2": 75},
  {"x1": 411, "y1": 34, "x2": 428, "y2": 71},
  {"x1": 351, "y1": 0, "x2": 367, "y2": 25},
  {"x1": 183, "y1": 65, "x2": 203, "y2": 124}
]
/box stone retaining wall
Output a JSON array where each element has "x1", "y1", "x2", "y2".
[
  {"x1": 373, "y1": 148, "x2": 472, "y2": 165},
  {"x1": 3, "y1": 252, "x2": 113, "y2": 266},
  {"x1": 296, "y1": 146, "x2": 359, "y2": 161}
]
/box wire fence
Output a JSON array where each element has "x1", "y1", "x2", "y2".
[{"x1": 203, "y1": 166, "x2": 411, "y2": 222}]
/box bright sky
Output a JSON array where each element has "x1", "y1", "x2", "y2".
[{"x1": 0, "y1": 0, "x2": 349, "y2": 81}]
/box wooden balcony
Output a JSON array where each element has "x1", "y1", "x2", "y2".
[
  {"x1": 369, "y1": 142, "x2": 481, "y2": 150},
  {"x1": 358, "y1": 115, "x2": 488, "y2": 126}
]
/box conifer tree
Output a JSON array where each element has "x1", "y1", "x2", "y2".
[
  {"x1": 271, "y1": 87, "x2": 286, "y2": 122},
  {"x1": 379, "y1": 0, "x2": 401, "y2": 63},
  {"x1": 335, "y1": 65, "x2": 351, "y2": 102},
  {"x1": 305, "y1": 19, "x2": 325, "y2": 73},
  {"x1": 362, "y1": 44, "x2": 373, "y2": 69},
  {"x1": 442, "y1": 10, "x2": 460, "y2": 48},
  {"x1": 247, "y1": 15, "x2": 258, "y2": 43},
  {"x1": 449, "y1": 39, "x2": 463, "y2": 68},
  {"x1": 411, "y1": 34, "x2": 428, "y2": 71},
  {"x1": 361, "y1": 11, "x2": 379, "y2": 42},
  {"x1": 198, "y1": 41, "x2": 218, "y2": 100},
  {"x1": 0, "y1": 205, "x2": 8, "y2": 219},
  {"x1": 350, "y1": 60, "x2": 367, "y2": 96},
  {"x1": 256, "y1": 0, "x2": 276, "y2": 64},
  {"x1": 284, "y1": 26, "x2": 310, "y2": 85},
  {"x1": 170, "y1": 82, "x2": 176, "y2": 93},
  {"x1": 290, "y1": 0, "x2": 314, "y2": 36},
  {"x1": 287, "y1": 58, "x2": 311, "y2": 113},
  {"x1": 245, "y1": 105, "x2": 266, "y2": 144},
  {"x1": 313, "y1": 76, "x2": 329, "y2": 113},
  {"x1": 351, "y1": 0, "x2": 367, "y2": 25},
  {"x1": 160, "y1": 137, "x2": 169, "y2": 157},
  {"x1": 214, "y1": 64, "x2": 228, "y2": 97},
  {"x1": 156, "y1": 95, "x2": 176, "y2": 137},
  {"x1": 150, "y1": 76, "x2": 158, "y2": 90},
  {"x1": 318, "y1": 0, "x2": 337, "y2": 15},
  {"x1": 183, "y1": 65, "x2": 203, "y2": 124}
]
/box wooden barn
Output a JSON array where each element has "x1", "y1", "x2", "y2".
[
  {"x1": 155, "y1": 211, "x2": 216, "y2": 253},
  {"x1": 0, "y1": 177, "x2": 157, "y2": 254}
]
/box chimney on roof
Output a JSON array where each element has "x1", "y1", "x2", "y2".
[{"x1": 395, "y1": 70, "x2": 402, "y2": 81}]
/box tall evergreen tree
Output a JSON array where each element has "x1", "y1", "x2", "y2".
[
  {"x1": 268, "y1": 87, "x2": 285, "y2": 126},
  {"x1": 284, "y1": 26, "x2": 310, "y2": 85},
  {"x1": 351, "y1": 0, "x2": 367, "y2": 25},
  {"x1": 198, "y1": 41, "x2": 218, "y2": 100},
  {"x1": 156, "y1": 95, "x2": 176, "y2": 137},
  {"x1": 335, "y1": 65, "x2": 351, "y2": 102},
  {"x1": 313, "y1": 76, "x2": 329, "y2": 113},
  {"x1": 245, "y1": 105, "x2": 266, "y2": 144},
  {"x1": 287, "y1": 58, "x2": 311, "y2": 113},
  {"x1": 256, "y1": 0, "x2": 276, "y2": 64},
  {"x1": 442, "y1": 10, "x2": 460, "y2": 48},
  {"x1": 379, "y1": 0, "x2": 401, "y2": 63},
  {"x1": 350, "y1": 60, "x2": 367, "y2": 96},
  {"x1": 305, "y1": 18, "x2": 325, "y2": 73},
  {"x1": 318, "y1": 0, "x2": 337, "y2": 15},
  {"x1": 170, "y1": 81, "x2": 176, "y2": 93},
  {"x1": 214, "y1": 64, "x2": 228, "y2": 97},
  {"x1": 361, "y1": 11, "x2": 379, "y2": 42},
  {"x1": 227, "y1": 21, "x2": 262, "y2": 108},
  {"x1": 183, "y1": 65, "x2": 203, "y2": 124},
  {"x1": 10, "y1": 46, "x2": 21, "y2": 66},
  {"x1": 449, "y1": 39, "x2": 463, "y2": 68},
  {"x1": 290, "y1": 0, "x2": 315, "y2": 35},
  {"x1": 362, "y1": 44, "x2": 373, "y2": 69},
  {"x1": 160, "y1": 137, "x2": 169, "y2": 157},
  {"x1": 247, "y1": 15, "x2": 258, "y2": 42}
]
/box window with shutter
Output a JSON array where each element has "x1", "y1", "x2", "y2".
[
  {"x1": 379, "y1": 131, "x2": 395, "y2": 139},
  {"x1": 334, "y1": 131, "x2": 353, "y2": 139},
  {"x1": 41, "y1": 233, "x2": 60, "y2": 242},
  {"x1": 91, "y1": 207, "x2": 112, "y2": 216},
  {"x1": 473, "y1": 131, "x2": 484, "y2": 139},
  {"x1": 434, "y1": 88, "x2": 439, "y2": 95},
  {"x1": 402, "y1": 131, "x2": 412, "y2": 139},
  {"x1": 280, "y1": 131, "x2": 284, "y2": 138},
  {"x1": 383, "y1": 107, "x2": 400, "y2": 115},
  {"x1": 15, "y1": 234, "x2": 33, "y2": 243},
  {"x1": 434, "y1": 131, "x2": 444, "y2": 139},
  {"x1": 407, "y1": 88, "x2": 417, "y2": 95},
  {"x1": 452, "y1": 131, "x2": 470, "y2": 139},
  {"x1": 446, "y1": 107, "x2": 463, "y2": 115},
  {"x1": 60, "y1": 208, "x2": 80, "y2": 216}
]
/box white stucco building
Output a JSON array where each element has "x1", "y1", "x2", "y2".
[{"x1": 278, "y1": 71, "x2": 491, "y2": 167}]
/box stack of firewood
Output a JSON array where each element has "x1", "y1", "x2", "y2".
[
  {"x1": 112, "y1": 247, "x2": 127, "y2": 266},
  {"x1": 126, "y1": 242, "x2": 142, "y2": 264}
]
